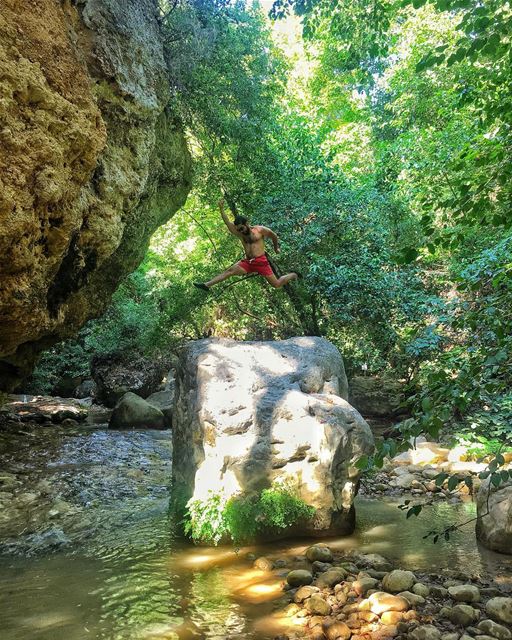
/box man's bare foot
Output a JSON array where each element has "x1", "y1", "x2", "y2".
[{"x1": 193, "y1": 282, "x2": 210, "y2": 292}]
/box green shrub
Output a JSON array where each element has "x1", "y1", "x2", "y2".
[{"x1": 184, "y1": 485, "x2": 315, "y2": 546}]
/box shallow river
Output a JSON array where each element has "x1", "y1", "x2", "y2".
[{"x1": 0, "y1": 428, "x2": 511, "y2": 640}]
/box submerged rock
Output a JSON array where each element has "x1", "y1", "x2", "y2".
[
  {"x1": 0, "y1": 0, "x2": 191, "y2": 390},
  {"x1": 171, "y1": 337, "x2": 374, "y2": 540},
  {"x1": 448, "y1": 584, "x2": 480, "y2": 603}
]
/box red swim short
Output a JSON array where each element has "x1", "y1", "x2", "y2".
[{"x1": 238, "y1": 254, "x2": 274, "y2": 277}]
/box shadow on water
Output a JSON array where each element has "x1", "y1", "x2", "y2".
[{"x1": 1, "y1": 421, "x2": 511, "y2": 640}]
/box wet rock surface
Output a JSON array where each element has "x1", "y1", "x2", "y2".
[{"x1": 0, "y1": 420, "x2": 171, "y2": 554}]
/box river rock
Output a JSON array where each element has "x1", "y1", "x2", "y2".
[
  {"x1": 382, "y1": 570, "x2": 416, "y2": 593},
  {"x1": 306, "y1": 595, "x2": 332, "y2": 616},
  {"x1": 354, "y1": 576, "x2": 379, "y2": 596},
  {"x1": 109, "y1": 392, "x2": 165, "y2": 429},
  {"x1": 476, "y1": 478, "x2": 512, "y2": 554},
  {"x1": 412, "y1": 583, "x2": 430, "y2": 598},
  {"x1": 393, "y1": 473, "x2": 417, "y2": 489},
  {"x1": 0, "y1": 0, "x2": 191, "y2": 391},
  {"x1": 409, "y1": 625, "x2": 442, "y2": 640},
  {"x1": 312, "y1": 561, "x2": 332, "y2": 573},
  {"x1": 348, "y1": 376, "x2": 405, "y2": 418},
  {"x1": 146, "y1": 390, "x2": 173, "y2": 428},
  {"x1": 306, "y1": 545, "x2": 334, "y2": 563},
  {"x1": 477, "y1": 619, "x2": 512, "y2": 640},
  {"x1": 325, "y1": 621, "x2": 352, "y2": 640},
  {"x1": 0, "y1": 395, "x2": 88, "y2": 423},
  {"x1": 315, "y1": 568, "x2": 348, "y2": 589},
  {"x1": 485, "y1": 597, "x2": 512, "y2": 625},
  {"x1": 448, "y1": 585, "x2": 480, "y2": 603},
  {"x1": 431, "y1": 586, "x2": 449, "y2": 598},
  {"x1": 287, "y1": 570, "x2": 313, "y2": 587},
  {"x1": 358, "y1": 553, "x2": 393, "y2": 572},
  {"x1": 253, "y1": 556, "x2": 273, "y2": 571},
  {"x1": 446, "y1": 605, "x2": 479, "y2": 626},
  {"x1": 398, "y1": 591, "x2": 426, "y2": 606},
  {"x1": 294, "y1": 585, "x2": 319, "y2": 603},
  {"x1": 171, "y1": 338, "x2": 373, "y2": 539},
  {"x1": 365, "y1": 592, "x2": 410, "y2": 615},
  {"x1": 86, "y1": 404, "x2": 112, "y2": 425}
]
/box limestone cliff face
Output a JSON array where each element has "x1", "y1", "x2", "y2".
[{"x1": 0, "y1": 0, "x2": 192, "y2": 389}]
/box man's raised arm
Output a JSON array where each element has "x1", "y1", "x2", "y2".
[
  {"x1": 260, "y1": 226, "x2": 280, "y2": 253},
  {"x1": 218, "y1": 198, "x2": 239, "y2": 236}
]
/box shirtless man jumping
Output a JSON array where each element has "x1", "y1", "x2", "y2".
[{"x1": 193, "y1": 198, "x2": 298, "y2": 292}]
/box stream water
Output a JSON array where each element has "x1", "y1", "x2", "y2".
[{"x1": 1, "y1": 427, "x2": 511, "y2": 640}]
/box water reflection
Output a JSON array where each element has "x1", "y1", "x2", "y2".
[{"x1": 1, "y1": 427, "x2": 511, "y2": 640}]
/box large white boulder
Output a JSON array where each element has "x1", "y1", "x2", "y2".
[
  {"x1": 171, "y1": 338, "x2": 374, "y2": 539},
  {"x1": 476, "y1": 478, "x2": 512, "y2": 554}
]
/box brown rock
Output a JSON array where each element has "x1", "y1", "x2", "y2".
[
  {"x1": 0, "y1": 0, "x2": 191, "y2": 389},
  {"x1": 325, "y1": 621, "x2": 352, "y2": 640},
  {"x1": 381, "y1": 611, "x2": 405, "y2": 625},
  {"x1": 294, "y1": 586, "x2": 319, "y2": 604},
  {"x1": 307, "y1": 595, "x2": 332, "y2": 616},
  {"x1": 366, "y1": 592, "x2": 410, "y2": 615}
]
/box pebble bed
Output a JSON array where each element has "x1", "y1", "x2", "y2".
[{"x1": 249, "y1": 545, "x2": 512, "y2": 640}]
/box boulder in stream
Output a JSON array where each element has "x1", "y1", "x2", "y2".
[
  {"x1": 109, "y1": 392, "x2": 165, "y2": 430},
  {"x1": 171, "y1": 337, "x2": 374, "y2": 541},
  {"x1": 476, "y1": 478, "x2": 512, "y2": 554}
]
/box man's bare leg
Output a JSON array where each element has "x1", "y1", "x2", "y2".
[
  {"x1": 264, "y1": 272, "x2": 298, "y2": 289},
  {"x1": 194, "y1": 264, "x2": 247, "y2": 291}
]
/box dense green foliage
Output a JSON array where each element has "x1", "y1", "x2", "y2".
[
  {"x1": 184, "y1": 485, "x2": 315, "y2": 545},
  {"x1": 33, "y1": 0, "x2": 511, "y2": 456}
]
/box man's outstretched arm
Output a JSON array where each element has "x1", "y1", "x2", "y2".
[
  {"x1": 260, "y1": 226, "x2": 280, "y2": 253},
  {"x1": 218, "y1": 198, "x2": 240, "y2": 236}
]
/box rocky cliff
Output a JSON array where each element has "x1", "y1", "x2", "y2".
[{"x1": 0, "y1": 0, "x2": 192, "y2": 390}]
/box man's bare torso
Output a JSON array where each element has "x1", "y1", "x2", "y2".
[{"x1": 239, "y1": 226, "x2": 266, "y2": 259}]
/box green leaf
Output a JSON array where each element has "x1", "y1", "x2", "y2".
[
  {"x1": 435, "y1": 472, "x2": 449, "y2": 486},
  {"x1": 406, "y1": 504, "x2": 422, "y2": 518},
  {"x1": 491, "y1": 473, "x2": 502, "y2": 488},
  {"x1": 448, "y1": 476, "x2": 459, "y2": 491}
]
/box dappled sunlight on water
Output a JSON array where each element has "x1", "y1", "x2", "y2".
[{"x1": 1, "y1": 429, "x2": 511, "y2": 640}]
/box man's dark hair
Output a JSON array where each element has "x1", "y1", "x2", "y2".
[{"x1": 233, "y1": 214, "x2": 248, "y2": 226}]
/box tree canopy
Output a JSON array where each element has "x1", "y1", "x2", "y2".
[{"x1": 33, "y1": 0, "x2": 511, "y2": 460}]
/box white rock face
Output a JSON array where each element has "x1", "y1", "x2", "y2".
[
  {"x1": 476, "y1": 479, "x2": 512, "y2": 554},
  {"x1": 171, "y1": 337, "x2": 374, "y2": 539}
]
